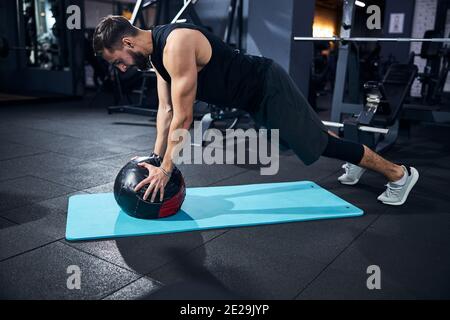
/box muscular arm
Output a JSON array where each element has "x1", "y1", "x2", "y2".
[
  {"x1": 160, "y1": 31, "x2": 197, "y2": 173},
  {"x1": 153, "y1": 68, "x2": 173, "y2": 157}
]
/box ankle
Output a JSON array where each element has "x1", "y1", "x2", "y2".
[{"x1": 390, "y1": 165, "x2": 406, "y2": 182}]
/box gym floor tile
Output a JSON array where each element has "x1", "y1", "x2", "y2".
[
  {"x1": 367, "y1": 212, "x2": 450, "y2": 250},
  {"x1": 1, "y1": 197, "x2": 64, "y2": 221},
  {"x1": 147, "y1": 278, "x2": 239, "y2": 300},
  {"x1": 0, "y1": 126, "x2": 87, "y2": 151},
  {"x1": 82, "y1": 182, "x2": 116, "y2": 194},
  {"x1": 316, "y1": 175, "x2": 390, "y2": 209},
  {"x1": 206, "y1": 212, "x2": 381, "y2": 265},
  {"x1": 110, "y1": 133, "x2": 157, "y2": 152},
  {"x1": 0, "y1": 217, "x2": 15, "y2": 230},
  {"x1": 0, "y1": 176, "x2": 76, "y2": 213},
  {"x1": 0, "y1": 152, "x2": 90, "y2": 182},
  {"x1": 0, "y1": 140, "x2": 46, "y2": 161},
  {"x1": 36, "y1": 191, "x2": 87, "y2": 213},
  {"x1": 36, "y1": 161, "x2": 118, "y2": 190},
  {"x1": 63, "y1": 229, "x2": 228, "y2": 276},
  {"x1": 0, "y1": 241, "x2": 139, "y2": 299},
  {"x1": 94, "y1": 152, "x2": 147, "y2": 169},
  {"x1": 147, "y1": 234, "x2": 327, "y2": 299},
  {"x1": 318, "y1": 228, "x2": 450, "y2": 299},
  {"x1": 362, "y1": 171, "x2": 450, "y2": 213},
  {"x1": 54, "y1": 141, "x2": 137, "y2": 162},
  {"x1": 102, "y1": 276, "x2": 162, "y2": 300},
  {"x1": 296, "y1": 265, "x2": 417, "y2": 299},
  {"x1": 0, "y1": 205, "x2": 70, "y2": 261},
  {"x1": 0, "y1": 223, "x2": 57, "y2": 261}
]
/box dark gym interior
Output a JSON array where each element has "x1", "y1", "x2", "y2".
[{"x1": 0, "y1": 0, "x2": 449, "y2": 300}]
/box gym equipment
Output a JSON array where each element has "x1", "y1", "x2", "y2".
[
  {"x1": 107, "y1": 68, "x2": 158, "y2": 114},
  {"x1": 224, "y1": 0, "x2": 244, "y2": 50},
  {"x1": 0, "y1": 0, "x2": 84, "y2": 96},
  {"x1": 0, "y1": 36, "x2": 55, "y2": 58},
  {"x1": 195, "y1": 0, "x2": 250, "y2": 145},
  {"x1": 170, "y1": 0, "x2": 197, "y2": 24},
  {"x1": 408, "y1": 30, "x2": 449, "y2": 105},
  {"x1": 323, "y1": 63, "x2": 417, "y2": 152},
  {"x1": 113, "y1": 156, "x2": 186, "y2": 219},
  {"x1": 107, "y1": 0, "x2": 203, "y2": 117},
  {"x1": 65, "y1": 181, "x2": 363, "y2": 241},
  {"x1": 294, "y1": 0, "x2": 450, "y2": 144}
]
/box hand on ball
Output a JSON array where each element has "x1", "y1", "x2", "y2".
[{"x1": 134, "y1": 162, "x2": 170, "y2": 202}]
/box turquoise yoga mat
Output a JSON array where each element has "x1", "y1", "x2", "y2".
[{"x1": 65, "y1": 181, "x2": 363, "y2": 241}]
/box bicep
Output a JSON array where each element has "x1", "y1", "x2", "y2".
[{"x1": 164, "y1": 34, "x2": 198, "y2": 118}]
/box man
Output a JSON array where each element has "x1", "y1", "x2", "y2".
[{"x1": 93, "y1": 16, "x2": 419, "y2": 206}]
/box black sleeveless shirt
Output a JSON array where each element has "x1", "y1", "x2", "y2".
[{"x1": 150, "y1": 23, "x2": 273, "y2": 112}]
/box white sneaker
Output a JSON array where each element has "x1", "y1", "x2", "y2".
[
  {"x1": 338, "y1": 163, "x2": 366, "y2": 185},
  {"x1": 378, "y1": 166, "x2": 419, "y2": 206}
]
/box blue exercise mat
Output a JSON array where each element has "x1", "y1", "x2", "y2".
[{"x1": 66, "y1": 181, "x2": 363, "y2": 241}]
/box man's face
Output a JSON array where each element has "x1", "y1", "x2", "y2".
[{"x1": 104, "y1": 43, "x2": 151, "y2": 72}]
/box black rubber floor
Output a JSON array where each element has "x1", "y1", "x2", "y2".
[{"x1": 0, "y1": 95, "x2": 449, "y2": 299}]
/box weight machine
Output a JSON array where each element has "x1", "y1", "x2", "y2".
[{"x1": 294, "y1": 0, "x2": 450, "y2": 151}]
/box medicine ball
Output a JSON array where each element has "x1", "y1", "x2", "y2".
[{"x1": 113, "y1": 155, "x2": 186, "y2": 219}]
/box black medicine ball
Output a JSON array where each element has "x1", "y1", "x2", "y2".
[{"x1": 113, "y1": 155, "x2": 186, "y2": 219}]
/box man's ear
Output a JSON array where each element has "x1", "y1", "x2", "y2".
[{"x1": 122, "y1": 37, "x2": 134, "y2": 49}]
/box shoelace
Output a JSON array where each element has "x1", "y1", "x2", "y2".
[{"x1": 384, "y1": 183, "x2": 403, "y2": 197}]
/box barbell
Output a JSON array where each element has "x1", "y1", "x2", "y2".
[
  {"x1": 294, "y1": 36, "x2": 450, "y2": 43},
  {"x1": 0, "y1": 36, "x2": 32, "y2": 58},
  {"x1": 0, "y1": 36, "x2": 60, "y2": 58}
]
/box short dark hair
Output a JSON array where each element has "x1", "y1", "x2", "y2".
[{"x1": 93, "y1": 15, "x2": 138, "y2": 55}]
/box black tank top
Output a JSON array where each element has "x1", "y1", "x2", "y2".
[{"x1": 150, "y1": 23, "x2": 273, "y2": 112}]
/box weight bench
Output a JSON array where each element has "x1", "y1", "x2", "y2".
[{"x1": 326, "y1": 63, "x2": 418, "y2": 153}]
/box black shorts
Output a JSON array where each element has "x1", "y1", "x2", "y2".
[{"x1": 250, "y1": 61, "x2": 329, "y2": 165}]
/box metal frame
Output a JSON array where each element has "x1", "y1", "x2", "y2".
[
  {"x1": 108, "y1": 0, "x2": 201, "y2": 117},
  {"x1": 223, "y1": 0, "x2": 244, "y2": 50},
  {"x1": 330, "y1": 0, "x2": 359, "y2": 125}
]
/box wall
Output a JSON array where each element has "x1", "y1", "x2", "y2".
[
  {"x1": 246, "y1": 0, "x2": 314, "y2": 94},
  {"x1": 380, "y1": 0, "x2": 416, "y2": 63},
  {"x1": 246, "y1": 0, "x2": 294, "y2": 72},
  {"x1": 410, "y1": 0, "x2": 438, "y2": 96},
  {"x1": 84, "y1": 0, "x2": 115, "y2": 29},
  {"x1": 194, "y1": 0, "x2": 231, "y2": 37}
]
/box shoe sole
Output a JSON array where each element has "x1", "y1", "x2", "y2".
[
  {"x1": 339, "y1": 179, "x2": 360, "y2": 186},
  {"x1": 338, "y1": 169, "x2": 366, "y2": 186},
  {"x1": 382, "y1": 168, "x2": 419, "y2": 206}
]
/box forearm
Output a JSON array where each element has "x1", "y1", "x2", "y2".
[
  {"x1": 153, "y1": 106, "x2": 173, "y2": 156},
  {"x1": 161, "y1": 113, "x2": 192, "y2": 172}
]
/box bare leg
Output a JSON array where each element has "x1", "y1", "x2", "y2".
[
  {"x1": 327, "y1": 130, "x2": 404, "y2": 182},
  {"x1": 358, "y1": 145, "x2": 404, "y2": 182},
  {"x1": 328, "y1": 130, "x2": 339, "y2": 138}
]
